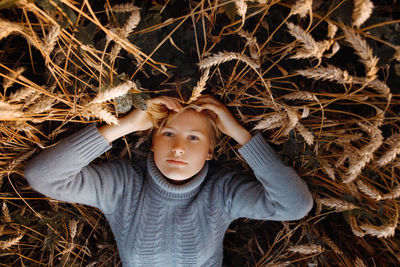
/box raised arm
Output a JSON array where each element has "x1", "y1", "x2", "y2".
[
  {"x1": 24, "y1": 96, "x2": 182, "y2": 214},
  {"x1": 195, "y1": 95, "x2": 313, "y2": 221},
  {"x1": 222, "y1": 133, "x2": 313, "y2": 221}
]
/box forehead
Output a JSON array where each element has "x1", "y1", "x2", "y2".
[{"x1": 165, "y1": 109, "x2": 210, "y2": 133}]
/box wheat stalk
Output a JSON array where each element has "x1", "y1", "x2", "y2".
[
  {"x1": 2, "y1": 202, "x2": 11, "y2": 223},
  {"x1": 0, "y1": 18, "x2": 26, "y2": 41},
  {"x1": 377, "y1": 133, "x2": 400, "y2": 166},
  {"x1": 289, "y1": 0, "x2": 312, "y2": 18},
  {"x1": 7, "y1": 148, "x2": 37, "y2": 172},
  {"x1": 26, "y1": 95, "x2": 58, "y2": 114},
  {"x1": 91, "y1": 80, "x2": 138, "y2": 104},
  {"x1": 0, "y1": 100, "x2": 23, "y2": 120},
  {"x1": 0, "y1": 234, "x2": 24, "y2": 249},
  {"x1": 282, "y1": 91, "x2": 318, "y2": 101},
  {"x1": 111, "y1": 3, "x2": 139, "y2": 13},
  {"x1": 363, "y1": 79, "x2": 391, "y2": 98},
  {"x1": 284, "y1": 105, "x2": 300, "y2": 135},
  {"x1": 122, "y1": 8, "x2": 141, "y2": 36},
  {"x1": 83, "y1": 57, "x2": 108, "y2": 77},
  {"x1": 253, "y1": 113, "x2": 285, "y2": 131},
  {"x1": 381, "y1": 186, "x2": 400, "y2": 200},
  {"x1": 42, "y1": 25, "x2": 61, "y2": 63},
  {"x1": 327, "y1": 22, "x2": 338, "y2": 38},
  {"x1": 238, "y1": 29, "x2": 259, "y2": 60},
  {"x1": 69, "y1": 219, "x2": 78, "y2": 240},
  {"x1": 296, "y1": 123, "x2": 314, "y2": 145},
  {"x1": 287, "y1": 21, "x2": 335, "y2": 63},
  {"x1": 345, "y1": 128, "x2": 382, "y2": 183},
  {"x1": 298, "y1": 66, "x2": 391, "y2": 98},
  {"x1": 8, "y1": 87, "x2": 36, "y2": 103},
  {"x1": 350, "y1": 216, "x2": 365, "y2": 237},
  {"x1": 352, "y1": 0, "x2": 374, "y2": 28},
  {"x1": 234, "y1": 0, "x2": 247, "y2": 25},
  {"x1": 108, "y1": 6, "x2": 140, "y2": 64},
  {"x1": 346, "y1": 181, "x2": 362, "y2": 200},
  {"x1": 287, "y1": 244, "x2": 324, "y2": 254},
  {"x1": 287, "y1": 22, "x2": 317, "y2": 54},
  {"x1": 356, "y1": 180, "x2": 382, "y2": 201},
  {"x1": 3, "y1": 67, "x2": 25, "y2": 91},
  {"x1": 198, "y1": 51, "x2": 260, "y2": 70},
  {"x1": 343, "y1": 27, "x2": 378, "y2": 80},
  {"x1": 0, "y1": 18, "x2": 43, "y2": 51},
  {"x1": 318, "y1": 197, "x2": 359, "y2": 212},
  {"x1": 187, "y1": 68, "x2": 210, "y2": 103},
  {"x1": 297, "y1": 65, "x2": 353, "y2": 84},
  {"x1": 359, "y1": 222, "x2": 397, "y2": 238},
  {"x1": 85, "y1": 103, "x2": 119, "y2": 125},
  {"x1": 322, "y1": 236, "x2": 342, "y2": 255},
  {"x1": 324, "y1": 41, "x2": 340, "y2": 58},
  {"x1": 318, "y1": 159, "x2": 335, "y2": 180},
  {"x1": 300, "y1": 106, "x2": 310, "y2": 118}
]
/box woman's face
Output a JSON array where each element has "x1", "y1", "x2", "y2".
[{"x1": 151, "y1": 109, "x2": 212, "y2": 182}]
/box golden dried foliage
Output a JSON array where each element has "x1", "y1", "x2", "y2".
[
  {"x1": 0, "y1": 0, "x2": 399, "y2": 265},
  {"x1": 199, "y1": 51, "x2": 260, "y2": 70},
  {"x1": 318, "y1": 197, "x2": 359, "y2": 212},
  {"x1": 187, "y1": 68, "x2": 210, "y2": 103},
  {"x1": 342, "y1": 27, "x2": 379, "y2": 80},
  {"x1": 352, "y1": 0, "x2": 374, "y2": 28},
  {"x1": 289, "y1": 0, "x2": 313, "y2": 18},
  {"x1": 287, "y1": 244, "x2": 324, "y2": 254}
]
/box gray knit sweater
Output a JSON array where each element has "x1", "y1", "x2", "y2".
[{"x1": 24, "y1": 124, "x2": 313, "y2": 266}]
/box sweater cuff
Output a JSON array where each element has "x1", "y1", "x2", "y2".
[
  {"x1": 67, "y1": 123, "x2": 112, "y2": 163},
  {"x1": 238, "y1": 133, "x2": 281, "y2": 170}
]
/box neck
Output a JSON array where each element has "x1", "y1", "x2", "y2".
[{"x1": 164, "y1": 176, "x2": 195, "y2": 185}]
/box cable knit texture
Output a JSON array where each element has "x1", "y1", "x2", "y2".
[{"x1": 24, "y1": 124, "x2": 313, "y2": 266}]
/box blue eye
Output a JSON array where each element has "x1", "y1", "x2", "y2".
[
  {"x1": 163, "y1": 132, "x2": 174, "y2": 137},
  {"x1": 189, "y1": 135, "x2": 199, "y2": 141}
]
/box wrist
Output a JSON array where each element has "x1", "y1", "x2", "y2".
[
  {"x1": 98, "y1": 117, "x2": 138, "y2": 143},
  {"x1": 233, "y1": 127, "x2": 252, "y2": 146}
]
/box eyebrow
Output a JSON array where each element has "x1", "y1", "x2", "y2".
[{"x1": 162, "y1": 127, "x2": 206, "y2": 137}]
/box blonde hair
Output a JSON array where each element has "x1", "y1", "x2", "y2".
[{"x1": 147, "y1": 102, "x2": 221, "y2": 150}]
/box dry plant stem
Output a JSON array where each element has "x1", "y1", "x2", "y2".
[
  {"x1": 352, "y1": 0, "x2": 374, "y2": 28},
  {"x1": 224, "y1": 4, "x2": 269, "y2": 92},
  {"x1": 207, "y1": 3, "x2": 271, "y2": 52},
  {"x1": 130, "y1": 10, "x2": 195, "y2": 78},
  {"x1": 190, "y1": 4, "x2": 201, "y2": 62},
  {"x1": 60, "y1": 0, "x2": 165, "y2": 76},
  {"x1": 0, "y1": 66, "x2": 69, "y2": 107},
  {"x1": 308, "y1": 0, "x2": 347, "y2": 33}
]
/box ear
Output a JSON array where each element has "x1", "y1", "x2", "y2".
[{"x1": 206, "y1": 149, "x2": 213, "y2": 160}]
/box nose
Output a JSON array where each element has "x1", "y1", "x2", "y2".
[{"x1": 172, "y1": 141, "x2": 185, "y2": 155}]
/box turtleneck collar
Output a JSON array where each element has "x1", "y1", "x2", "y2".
[{"x1": 146, "y1": 151, "x2": 209, "y2": 201}]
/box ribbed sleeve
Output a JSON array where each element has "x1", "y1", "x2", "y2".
[
  {"x1": 68, "y1": 123, "x2": 112, "y2": 164},
  {"x1": 238, "y1": 132, "x2": 280, "y2": 170},
  {"x1": 221, "y1": 133, "x2": 313, "y2": 221},
  {"x1": 24, "y1": 124, "x2": 134, "y2": 214}
]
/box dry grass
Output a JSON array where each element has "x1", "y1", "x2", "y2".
[{"x1": 0, "y1": 0, "x2": 399, "y2": 266}]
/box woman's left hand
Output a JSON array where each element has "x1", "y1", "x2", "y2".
[{"x1": 193, "y1": 95, "x2": 252, "y2": 146}]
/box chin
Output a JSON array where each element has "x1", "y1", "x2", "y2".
[{"x1": 164, "y1": 173, "x2": 191, "y2": 181}]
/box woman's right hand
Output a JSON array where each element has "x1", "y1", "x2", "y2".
[
  {"x1": 99, "y1": 96, "x2": 182, "y2": 143},
  {"x1": 123, "y1": 96, "x2": 182, "y2": 132}
]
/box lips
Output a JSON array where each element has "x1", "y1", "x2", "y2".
[{"x1": 166, "y1": 159, "x2": 188, "y2": 165}]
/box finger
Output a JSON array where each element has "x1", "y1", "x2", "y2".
[
  {"x1": 196, "y1": 103, "x2": 222, "y2": 116},
  {"x1": 193, "y1": 96, "x2": 220, "y2": 106},
  {"x1": 152, "y1": 97, "x2": 181, "y2": 112},
  {"x1": 163, "y1": 96, "x2": 183, "y2": 111}
]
